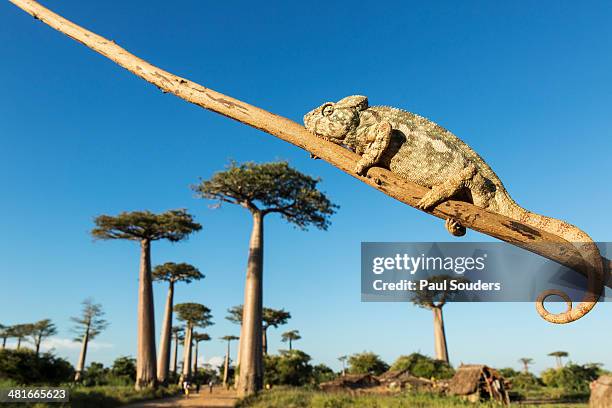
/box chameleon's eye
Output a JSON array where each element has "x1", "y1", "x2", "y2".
[{"x1": 322, "y1": 104, "x2": 334, "y2": 117}]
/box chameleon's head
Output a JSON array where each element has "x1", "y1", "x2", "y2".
[{"x1": 303, "y1": 95, "x2": 369, "y2": 142}]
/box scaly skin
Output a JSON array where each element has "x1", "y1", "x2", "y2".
[{"x1": 304, "y1": 95, "x2": 603, "y2": 324}]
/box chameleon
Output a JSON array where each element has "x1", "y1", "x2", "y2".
[{"x1": 304, "y1": 95, "x2": 603, "y2": 324}]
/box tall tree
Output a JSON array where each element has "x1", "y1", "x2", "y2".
[
  {"x1": 226, "y1": 305, "x2": 290, "y2": 355},
  {"x1": 12, "y1": 324, "x2": 34, "y2": 349},
  {"x1": 220, "y1": 335, "x2": 239, "y2": 388},
  {"x1": 92, "y1": 209, "x2": 201, "y2": 389},
  {"x1": 548, "y1": 351, "x2": 569, "y2": 369},
  {"x1": 0, "y1": 325, "x2": 9, "y2": 349},
  {"x1": 171, "y1": 326, "x2": 184, "y2": 375},
  {"x1": 192, "y1": 332, "x2": 211, "y2": 375},
  {"x1": 29, "y1": 319, "x2": 57, "y2": 356},
  {"x1": 174, "y1": 302, "x2": 213, "y2": 383},
  {"x1": 411, "y1": 275, "x2": 466, "y2": 363},
  {"x1": 194, "y1": 161, "x2": 337, "y2": 396},
  {"x1": 519, "y1": 358, "x2": 534, "y2": 374},
  {"x1": 281, "y1": 330, "x2": 301, "y2": 351},
  {"x1": 338, "y1": 355, "x2": 347, "y2": 376},
  {"x1": 153, "y1": 262, "x2": 204, "y2": 385},
  {"x1": 71, "y1": 298, "x2": 108, "y2": 382}
]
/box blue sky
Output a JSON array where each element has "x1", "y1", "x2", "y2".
[{"x1": 1, "y1": 1, "x2": 610, "y2": 375}]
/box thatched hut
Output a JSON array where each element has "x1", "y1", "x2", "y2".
[
  {"x1": 319, "y1": 373, "x2": 380, "y2": 392},
  {"x1": 447, "y1": 364, "x2": 509, "y2": 405},
  {"x1": 377, "y1": 369, "x2": 435, "y2": 391},
  {"x1": 590, "y1": 375, "x2": 612, "y2": 408}
]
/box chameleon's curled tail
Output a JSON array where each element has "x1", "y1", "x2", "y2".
[{"x1": 501, "y1": 195, "x2": 604, "y2": 324}]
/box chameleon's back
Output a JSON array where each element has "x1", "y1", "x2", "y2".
[{"x1": 369, "y1": 106, "x2": 505, "y2": 193}]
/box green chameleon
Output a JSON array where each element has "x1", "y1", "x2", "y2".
[{"x1": 304, "y1": 95, "x2": 603, "y2": 324}]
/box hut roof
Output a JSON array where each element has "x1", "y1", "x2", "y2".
[{"x1": 447, "y1": 364, "x2": 486, "y2": 395}]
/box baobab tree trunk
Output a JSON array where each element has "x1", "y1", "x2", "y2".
[
  {"x1": 223, "y1": 340, "x2": 230, "y2": 388},
  {"x1": 157, "y1": 280, "x2": 175, "y2": 384},
  {"x1": 180, "y1": 325, "x2": 193, "y2": 383},
  {"x1": 17, "y1": 338, "x2": 22, "y2": 349},
  {"x1": 238, "y1": 211, "x2": 264, "y2": 396},
  {"x1": 136, "y1": 238, "x2": 157, "y2": 390},
  {"x1": 35, "y1": 335, "x2": 42, "y2": 356},
  {"x1": 556, "y1": 357, "x2": 563, "y2": 369},
  {"x1": 172, "y1": 332, "x2": 179, "y2": 374},
  {"x1": 432, "y1": 306, "x2": 449, "y2": 363},
  {"x1": 289, "y1": 339, "x2": 293, "y2": 351},
  {"x1": 74, "y1": 328, "x2": 89, "y2": 382},
  {"x1": 262, "y1": 328, "x2": 268, "y2": 355},
  {"x1": 193, "y1": 341, "x2": 199, "y2": 375},
  {"x1": 234, "y1": 334, "x2": 241, "y2": 389},
  {"x1": 2, "y1": 337, "x2": 6, "y2": 349}
]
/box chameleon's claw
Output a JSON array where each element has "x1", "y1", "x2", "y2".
[
  {"x1": 354, "y1": 162, "x2": 368, "y2": 176},
  {"x1": 445, "y1": 218, "x2": 466, "y2": 237},
  {"x1": 416, "y1": 191, "x2": 438, "y2": 210}
]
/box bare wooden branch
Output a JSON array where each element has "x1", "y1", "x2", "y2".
[{"x1": 9, "y1": 0, "x2": 610, "y2": 288}]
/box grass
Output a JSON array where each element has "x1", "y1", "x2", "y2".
[
  {"x1": 236, "y1": 387, "x2": 589, "y2": 408},
  {"x1": 1, "y1": 384, "x2": 181, "y2": 408}
]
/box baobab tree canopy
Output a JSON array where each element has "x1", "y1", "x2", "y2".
[
  {"x1": 152, "y1": 262, "x2": 204, "y2": 283},
  {"x1": 411, "y1": 275, "x2": 468, "y2": 308},
  {"x1": 226, "y1": 305, "x2": 291, "y2": 329},
  {"x1": 281, "y1": 330, "x2": 301, "y2": 343},
  {"x1": 193, "y1": 332, "x2": 211, "y2": 343},
  {"x1": 92, "y1": 209, "x2": 202, "y2": 241},
  {"x1": 192, "y1": 161, "x2": 338, "y2": 229},
  {"x1": 174, "y1": 303, "x2": 213, "y2": 327},
  {"x1": 71, "y1": 299, "x2": 108, "y2": 341}
]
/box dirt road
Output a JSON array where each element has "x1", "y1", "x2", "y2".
[{"x1": 124, "y1": 387, "x2": 238, "y2": 408}]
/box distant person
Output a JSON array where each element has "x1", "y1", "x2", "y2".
[
  {"x1": 208, "y1": 379, "x2": 214, "y2": 393},
  {"x1": 196, "y1": 381, "x2": 201, "y2": 394},
  {"x1": 183, "y1": 380, "x2": 190, "y2": 396}
]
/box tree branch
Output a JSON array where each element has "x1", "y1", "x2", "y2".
[{"x1": 9, "y1": 0, "x2": 610, "y2": 288}]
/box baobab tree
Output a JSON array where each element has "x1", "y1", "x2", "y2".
[
  {"x1": 0, "y1": 325, "x2": 9, "y2": 349},
  {"x1": 71, "y1": 298, "x2": 108, "y2": 382},
  {"x1": 281, "y1": 330, "x2": 301, "y2": 351},
  {"x1": 192, "y1": 332, "x2": 211, "y2": 375},
  {"x1": 193, "y1": 161, "x2": 337, "y2": 396},
  {"x1": 411, "y1": 275, "x2": 465, "y2": 363},
  {"x1": 226, "y1": 305, "x2": 291, "y2": 355},
  {"x1": 174, "y1": 302, "x2": 213, "y2": 383},
  {"x1": 338, "y1": 355, "x2": 347, "y2": 376},
  {"x1": 12, "y1": 324, "x2": 33, "y2": 349},
  {"x1": 171, "y1": 326, "x2": 184, "y2": 375},
  {"x1": 548, "y1": 351, "x2": 569, "y2": 369},
  {"x1": 92, "y1": 209, "x2": 201, "y2": 389},
  {"x1": 519, "y1": 358, "x2": 534, "y2": 374},
  {"x1": 30, "y1": 319, "x2": 57, "y2": 356},
  {"x1": 220, "y1": 335, "x2": 239, "y2": 388},
  {"x1": 153, "y1": 262, "x2": 204, "y2": 385}
]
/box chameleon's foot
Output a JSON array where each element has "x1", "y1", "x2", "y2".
[
  {"x1": 416, "y1": 190, "x2": 439, "y2": 210},
  {"x1": 445, "y1": 218, "x2": 466, "y2": 237},
  {"x1": 310, "y1": 153, "x2": 320, "y2": 160},
  {"x1": 353, "y1": 162, "x2": 369, "y2": 176}
]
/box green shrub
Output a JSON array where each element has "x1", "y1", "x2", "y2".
[
  {"x1": 265, "y1": 350, "x2": 313, "y2": 386},
  {"x1": 498, "y1": 367, "x2": 519, "y2": 378},
  {"x1": 390, "y1": 353, "x2": 454, "y2": 379},
  {"x1": 0, "y1": 349, "x2": 74, "y2": 385},
  {"x1": 541, "y1": 363, "x2": 600, "y2": 393},
  {"x1": 510, "y1": 373, "x2": 543, "y2": 391},
  {"x1": 110, "y1": 356, "x2": 136, "y2": 384},
  {"x1": 347, "y1": 352, "x2": 389, "y2": 376},
  {"x1": 312, "y1": 363, "x2": 336, "y2": 384}
]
